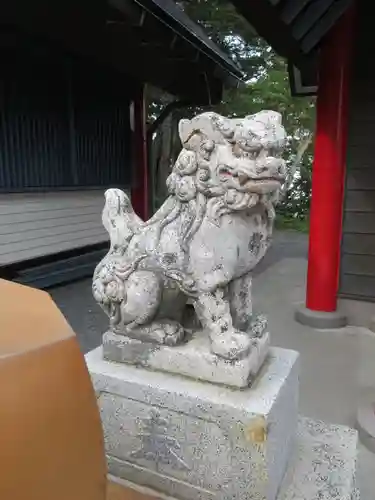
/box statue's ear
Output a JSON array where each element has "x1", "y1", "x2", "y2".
[{"x1": 178, "y1": 119, "x2": 192, "y2": 144}]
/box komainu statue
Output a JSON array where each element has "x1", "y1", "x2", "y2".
[{"x1": 93, "y1": 111, "x2": 286, "y2": 361}]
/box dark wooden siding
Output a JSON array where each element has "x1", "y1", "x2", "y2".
[
  {"x1": 0, "y1": 27, "x2": 132, "y2": 274},
  {"x1": 0, "y1": 27, "x2": 132, "y2": 192},
  {"x1": 340, "y1": 1, "x2": 375, "y2": 301}
]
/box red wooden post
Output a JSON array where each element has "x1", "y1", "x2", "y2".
[
  {"x1": 296, "y1": 7, "x2": 356, "y2": 328},
  {"x1": 131, "y1": 84, "x2": 149, "y2": 221}
]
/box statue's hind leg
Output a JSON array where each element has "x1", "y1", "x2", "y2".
[{"x1": 113, "y1": 270, "x2": 184, "y2": 346}]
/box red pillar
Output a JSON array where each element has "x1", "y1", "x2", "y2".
[
  {"x1": 131, "y1": 84, "x2": 149, "y2": 221},
  {"x1": 303, "y1": 8, "x2": 355, "y2": 321}
]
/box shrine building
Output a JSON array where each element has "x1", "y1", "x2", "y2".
[
  {"x1": 2, "y1": 0, "x2": 373, "y2": 330},
  {"x1": 0, "y1": 0, "x2": 242, "y2": 287}
]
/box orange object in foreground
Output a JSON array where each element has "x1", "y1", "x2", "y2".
[{"x1": 0, "y1": 279, "x2": 107, "y2": 500}]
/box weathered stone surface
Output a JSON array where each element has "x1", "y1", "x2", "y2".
[
  {"x1": 102, "y1": 315, "x2": 269, "y2": 389},
  {"x1": 278, "y1": 417, "x2": 358, "y2": 500},
  {"x1": 107, "y1": 416, "x2": 359, "y2": 500},
  {"x1": 86, "y1": 346, "x2": 299, "y2": 500},
  {"x1": 92, "y1": 110, "x2": 287, "y2": 365}
]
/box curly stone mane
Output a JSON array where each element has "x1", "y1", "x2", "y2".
[
  {"x1": 165, "y1": 142, "x2": 214, "y2": 251},
  {"x1": 161, "y1": 113, "x2": 273, "y2": 250}
]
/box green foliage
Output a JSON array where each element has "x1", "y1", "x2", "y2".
[
  {"x1": 278, "y1": 132, "x2": 313, "y2": 221},
  {"x1": 179, "y1": 0, "x2": 270, "y2": 80},
  {"x1": 149, "y1": 0, "x2": 316, "y2": 224},
  {"x1": 274, "y1": 214, "x2": 309, "y2": 233}
]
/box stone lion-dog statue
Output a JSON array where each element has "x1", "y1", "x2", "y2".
[{"x1": 93, "y1": 111, "x2": 286, "y2": 360}]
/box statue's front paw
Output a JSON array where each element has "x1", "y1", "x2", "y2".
[
  {"x1": 150, "y1": 320, "x2": 185, "y2": 346},
  {"x1": 210, "y1": 330, "x2": 252, "y2": 360}
]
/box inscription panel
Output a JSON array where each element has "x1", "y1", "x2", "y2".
[
  {"x1": 98, "y1": 393, "x2": 234, "y2": 491},
  {"x1": 87, "y1": 346, "x2": 300, "y2": 500}
]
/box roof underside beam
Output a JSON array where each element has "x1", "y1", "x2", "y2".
[
  {"x1": 230, "y1": 0, "x2": 352, "y2": 94},
  {"x1": 0, "y1": 0, "x2": 242, "y2": 105},
  {"x1": 231, "y1": 0, "x2": 351, "y2": 66},
  {"x1": 109, "y1": 0, "x2": 243, "y2": 96}
]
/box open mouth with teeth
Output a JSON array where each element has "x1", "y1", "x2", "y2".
[{"x1": 218, "y1": 166, "x2": 284, "y2": 191}]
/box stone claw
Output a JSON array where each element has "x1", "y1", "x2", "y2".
[
  {"x1": 210, "y1": 330, "x2": 252, "y2": 360},
  {"x1": 149, "y1": 320, "x2": 185, "y2": 346}
]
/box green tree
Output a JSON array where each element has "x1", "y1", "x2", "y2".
[{"x1": 149, "y1": 0, "x2": 316, "y2": 224}]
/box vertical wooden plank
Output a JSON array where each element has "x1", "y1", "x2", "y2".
[{"x1": 130, "y1": 84, "x2": 148, "y2": 220}]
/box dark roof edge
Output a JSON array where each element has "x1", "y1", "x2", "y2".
[{"x1": 133, "y1": 0, "x2": 244, "y2": 86}]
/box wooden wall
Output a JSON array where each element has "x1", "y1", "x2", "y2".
[
  {"x1": 0, "y1": 27, "x2": 132, "y2": 282},
  {"x1": 340, "y1": 0, "x2": 375, "y2": 301},
  {"x1": 0, "y1": 191, "x2": 108, "y2": 265}
]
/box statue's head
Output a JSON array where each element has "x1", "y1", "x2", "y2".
[{"x1": 167, "y1": 111, "x2": 287, "y2": 207}]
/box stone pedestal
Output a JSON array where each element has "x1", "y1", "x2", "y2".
[
  {"x1": 279, "y1": 417, "x2": 358, "y2": 500},
  {"x1": 107, "y1": 417, "x2": 359, "y2": 500},
  {"x1": 102, "y1": 315, "x2": 269, "y2": 389},
  {"x1": 86, "y1": 346, "x2": 299, "y2": 500}
]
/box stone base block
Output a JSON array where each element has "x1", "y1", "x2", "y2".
[
  {"x1": 108, "y1": 417, "x2": 359, "y2": 500},
  {"x1": 102, "y1": 327, "x2": 269, "y2": 389},
  {"x1": 279, "y1": 417, "x2": 359, "y2": 500},
  {"x1": 86, "y1": 346, "x2": 299, "y2": 500},
  {"x1": 103, "y1": 315, "x2": 269, "y2": 389}
]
